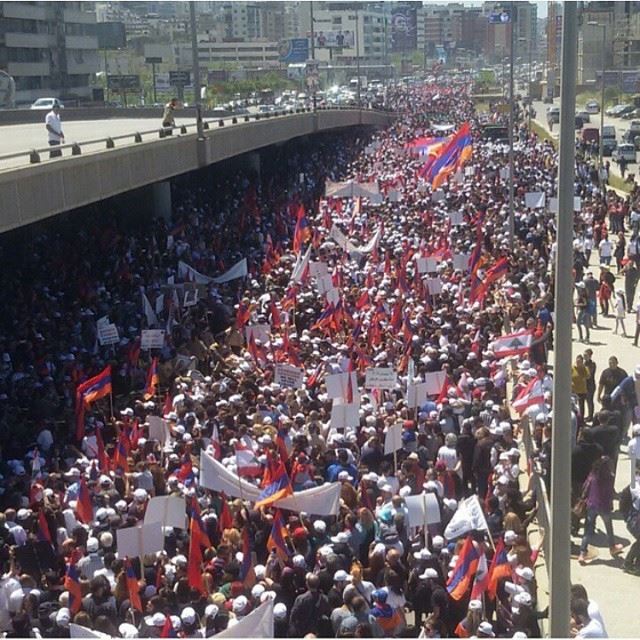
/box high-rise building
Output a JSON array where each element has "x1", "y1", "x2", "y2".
[
  {"x1": 0, "y1": 1, "x2": 99, "y2": 104},
  {"x1": 222, "y1": 2, "x2": 285, "y2": 42}
]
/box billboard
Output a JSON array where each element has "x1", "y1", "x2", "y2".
[
  {"x1": 391, "y1": 6, "x2": 418, "y2": 53},
  {"x1": 279, "y1": 38, "x2": 310, "y2": 63},
  {"x1": 95, "y1": 22, "x2": 126, "y2": 50},
  {"x1": 488, "y1": 10, "x2": 511, "y2": 24},
  {"x1": 622, "y1": 72, "x2": 640, "y2": 94},
  {"x1": 315, "y1": 30, "x2": 355, "y2": 49},
  {"x1": 169, "y1": 70, "x2": 191, "y2": 87}
]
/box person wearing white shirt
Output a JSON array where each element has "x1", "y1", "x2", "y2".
[
  {"x1": 599, "y1": 237, "x2": 613, "y2": 265},
  {"x1": 45, "y1": 102, "x2": 64, "y2": 158}
]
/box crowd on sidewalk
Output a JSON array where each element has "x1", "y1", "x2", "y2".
[{"x1": 0, "y1": 76, "x2": 636, "y2": 640}]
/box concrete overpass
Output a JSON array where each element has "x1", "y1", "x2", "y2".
[{"x1": 0, "y1": 107, "x2": 394, "y2": 234}]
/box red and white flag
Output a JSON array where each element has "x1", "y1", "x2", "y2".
[
  {"x1": 470, "y1": 548, "x2": 490, "y2": 600},
  {"x1": 235, "y1": 443, "x2": 262, "y2": 478},
  {"x1": 512, "y1": 377, "x2": 545, "y2": 415},
  {"x1": 491, "y1": 330, "x2": 533, "y2": 358}
]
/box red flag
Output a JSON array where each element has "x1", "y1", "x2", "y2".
[
  {"x1": 162, "y1": 391, "x2": 172, "y2": 416},
  {"x1": 160, "y1": 616, "x2": 178, "y2": 638},
  {"x1": 270, "y1": 301, "x2": 281, "y2": 329},
  {"x1": 218, "y1": 493, "x2": 234, "y2": 533},
  {"x1": 75, "y1": 477, "x2": 93, "y2": 524},
  {"x1": 95, "y1": 427, "x2": 110, "y2": 473},
  {"x1": 37, "y1": 510, "x2": 52, "y2": 545},
  {"x1": 346, "y1": 362, "x2": 354, "y2": 404},
  {"x1": 64, "y1": 552, "x2": 83, "y2": 614}
]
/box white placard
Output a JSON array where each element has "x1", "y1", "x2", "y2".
[
  {"x1": 330, "y1": 399, "x2": 360, "y2": 428},
  {"x1": 453, "y1": 170, "x2": 464, "y2": 184},
  {"x1": 147, "y1": 415, "x2": 170, "y2": 446},
  {"x1": 549, "y1": 196, "x2": 581, "y2": 213},
  {"x1": 97, "y1": 323, "x2": 120, "y2": 346},
  {"x1": 316, "y1": 274, "x2": 334, "y2": 295},
  {"x1": 141, "y1": 329, "x2": 166, "y2": 350},
  {"x1": 432, "y1": 189, "x2": 445, "y2": 203},
  {"x1": 309, "y1": 262, "x2": 329, "y2": 278},
  {"x1": 365, "y1": 367, "x2": 398, "y2": 390},
  {"x1": 417, "y1": 257, "x2": 439, "y2": 274},
  {"x1": 388, "y1": 189, "x2": 401, "y2": 202},
  {"x1": 384, "y1": 422, "x2": 404, "y2": 454},
  {"x1": 96, "y1": 316, "x2": 110, "y2": 330},
  {"x1": 424, "y1": 371, "x2": 447, "y2": 396},
  {"x1": 245, "y1": 324, "x2": 270, "y2": 344},
  {"x1": 465, "y1": 166, "x2": 475, "y2": 177},
  {"x1": 274, "y1": 363, "x2": 304, "y2": 389},
  {"x1": 450, "y1": 212, "x2": 464, "y2": 226},
  {"x1": 407, "y1": 381, "x2": 429, "y2": 408},
  {"x1": 144, "y1": 496, "x2": 186, "y2": 529},
  {"x1": 574, "y1": 196, "x2": 582, "y2": 211},
  {"x1": 425, "y1": 277, "x2": 443, "y2": 295},
  {"x1": 325, "y1": 372, "x2": 359, "y2": 400},
  {"x1": 183, "y1": 288, "x2": 199, "y2": 308},
  {"x1": 417, "y1": 181, "x2": 428, "y2": 193},
  {"x1": 499, "y1": 167, "x2": 510, "y2": 180},
  {"x1": 116, "y1": 522, "x2": 164, "y2": 558},
  {"x1": 524, "y1": 191, "x2": 546, "y2": 209},
  {"x1": 405, "y1": 493, "x2": 441, "y2": 527},
  {"x1": 453, "y1": 253, "x2": 470, "y2": 272}
]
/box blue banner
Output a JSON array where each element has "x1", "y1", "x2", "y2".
[{"x1": 279, "y1": 39, "x2": 310, "y2": 64}]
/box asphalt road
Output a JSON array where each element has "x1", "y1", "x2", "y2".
[{"x1": 532, "y1": 97, "x2": 640, "y2": 179}]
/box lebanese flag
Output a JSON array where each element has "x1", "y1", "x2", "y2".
[
  {"x1": 491, "y1": 330, "x2": 533, "y2": 358},
  {"x1": 235, "y1": 443, "x2": 262, "y2": 478},
  {"x1": 512, "y1": 376, "x2": 545, "y2": 415}
]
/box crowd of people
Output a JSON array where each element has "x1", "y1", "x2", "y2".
[{"x1": 0, "y1": 76, "x2": 636, "y2": 639}]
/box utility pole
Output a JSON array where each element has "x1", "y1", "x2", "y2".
[
  {"x1": 189, "y1": 1, "x2": 204, "y2": 139},
  {"x1": 550, "y1": 2, "x2": 577, "y2": 638},
  {"x1": 507, "y1": 1, "x2": 515, "y2": 249},
  {"x1": 310, "y1": 0, "x2": 316, "y2": 111},
  {"x1": 355, "y1": 7, "x2": 361, "y2": 107}
]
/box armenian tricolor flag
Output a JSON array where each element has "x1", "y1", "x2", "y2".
[
  {"x1": 447, "y1": 536, "x2": 480, "y2": 600},
  {"x1": 267, "y1": 510, "x2": 292, "y2": 561},
  {"x1": 64, "y1": 553, "x2": 83, "y2": 614},
  {"x1": 488, "y1": 538, "x2": 512, "y2": 599},
  {"x1": 75, "y1": 366, "x2": 112, "y2": 440},
  {"x1": 75, "y1": 477, "x2": 93, "y2": 524},
  {"x1": 255, "y1": 454, "x2": 293, "y2": 509},
  {"x1": 293, "y1": 205, "x2": 312, "y2": 253},
  {"x1": 125, "y1": 558, "x2": 142, "y2": 611}
]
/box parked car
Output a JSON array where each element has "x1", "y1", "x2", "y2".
[
  {"x1": 585, "y1": 99, "x2": 600, "y2": 114},
  {"x1": 612, "y1": 143, "x2": 636, "y2": 163},
  {"x1": 602, "y1": 124, "x2": 618, "y2": 156},
  {"x1": 30, "y1": 97, "x2": 63, "y2": 110},
  {"x1": 622, "y1": 108, "x2": 640, "y2": 120},
  {"x1": 606, "y1": 103, "x2": 634, "y2": 117},
  {"x1": 576, "y1": 110, "x2": 591, "y2": 123},
  {"x1": 547, "y1": 106, "x2": 560, "y2": 124}
]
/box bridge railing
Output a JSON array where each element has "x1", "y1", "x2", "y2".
[{"x1": 0, "y1": 106, "x2": 394, "y2": 170}]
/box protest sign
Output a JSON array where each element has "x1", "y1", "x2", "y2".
[
  {"x1": 384, "y1": 423, "x2": 404, "y2": 455},
  {"x1": 147, "y1": 415, "x2": 170, "y2": 446},
  {"x1": 97, "y1": 323, "x2": 119, "y2": 346},
  {"x1": 141, "y1": 329, "x2": 165, "y2": 350},
  {"x1": 425, "y1": 277, "x2": 443, "y2": 295},
  {"x1": 116, "y1": 523, "x2": 163, "y2": 558},
  {"x1": 245, "y1": 324, "x2": 270, "y2": 344},
  {"x1": 453, "y1": 253, "x2": 470, "y2": 272},
  {"x1": 365, "y1": 367, "x2": 398, "y2": 390},
  {"x1": 424, "y1": 371, "x2": 447, "y2": 396},
  {"x1": 309, "y1": 261, "x2": 329, "y2": 278},
  {"x1": 405, "y1": 493, "x2": 441, "y2": 528},
  {"x1": 144, "y1": 496, "x2": 186, "y2": 529},
  {"x1": 274, "y1": 363, "x2": 304, "y2": 389},
  {"x1": 330, "y1": 399, "x2": 360, "y2": 428},
  {"x1": 316, "y1": 274, "x2": 334, "y2": 295},
  {"x1": 325, "y1": 372, "x2": 359, "y2": 400},
  {"x1": 524, "y1": 191, "x2": 545, "y2": 209}
]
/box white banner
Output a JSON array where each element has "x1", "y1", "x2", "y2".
[
  {"x1": 444, "y1": 495, "x2": 489, "y2": 540},
  {"x1": 70, "y1": 625, "x2": 110, "y2": 639},
  {"x1": 273, "y1": 482, "x2": 341, "y2": 516},
  {"x1": 274, "y1": 363, "x2": 304, "y2": 389},
  {"x1": 116, "y1": 522, "x2": 164, "y2": 558},
  {"x1": 211, "y1": 258, "x2": 248, "y2": 284},
  {"x1": 144, "y1": 496, "x2": 186, "y2": 530},
  {"x1": 329, "y1": 225, "x2": 351, "y2": 250},
  {"x1": 214, "y1": 599, "x2": 273, "y2": 639},
  {"x1": 365, "y1": 367, "x2": 398, "y2": 390},
  {"x1": 384, "y1": 422, "x2": 404, "y2": 455},
  {"x1": 178, "y1": 258, "x2": 248, "y2": 285},
  {"x1": 141, "y1": 329, "x2": 166, "y2": 350},
  {"x1": 199, "y1": 451, "x2": 261, "y2": 501}
]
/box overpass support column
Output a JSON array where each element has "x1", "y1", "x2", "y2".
[
  {"x1": 245, "y1": 152, "x2": 261, "y2": 180},
  {"x1": 152, "y1": 181, "x2": 172, "y2": 222}
]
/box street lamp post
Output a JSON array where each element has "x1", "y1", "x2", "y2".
[
  {"x1": 355, "y1": 7, "x2": 361, "y2": 107},
  {"x1": 310, "y1": 0, "x2": 316, "y2": 111},
  {"x1": 589, "y1": 22, "x2": 607, "y2": 168},
  {"x1": 507, "y1": 3, "x2": 515, "y2": 249},
  {"x1": 189, "y1": 1, "x2": 204, "y2": 139},
  {"x1": 550, "y1": 2, "x2": 577, "y2": 637}
]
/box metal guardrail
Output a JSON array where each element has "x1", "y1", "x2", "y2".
[
  {"x1": 0, "y1": 105, "x2": 394, "y2": 168},
  {"x1": 521, "y1": 415, "x2": 551, "y2": 575}
]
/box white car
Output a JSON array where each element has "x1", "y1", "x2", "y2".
[
  {"x1": 30, "y1": 97, "x2": 63, "y2": 110},
  {"x1": 612, "y1": 143, "x2": 636, "y2": 163},
  {"x1": 585, "y1": 100, "x2": 600, "y2": 114}
]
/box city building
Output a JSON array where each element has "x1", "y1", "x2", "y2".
[
  {"x1": 197, "y1": 39, "x2": 280, "y2": 68},
  {"x1": 221, "y1": 2, "x2": 285, "y2": 42},
  {"x1": 0, "y1": 1, "x2": 99, "y2": 104}
]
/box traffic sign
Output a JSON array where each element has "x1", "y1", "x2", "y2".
[{"x1": 169, "y1": 70, "x2": 191, "y2": 87}]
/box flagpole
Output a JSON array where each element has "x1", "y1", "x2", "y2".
[{"x1": 109, "y1": 391, "x2": 114, "y2": 421}]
